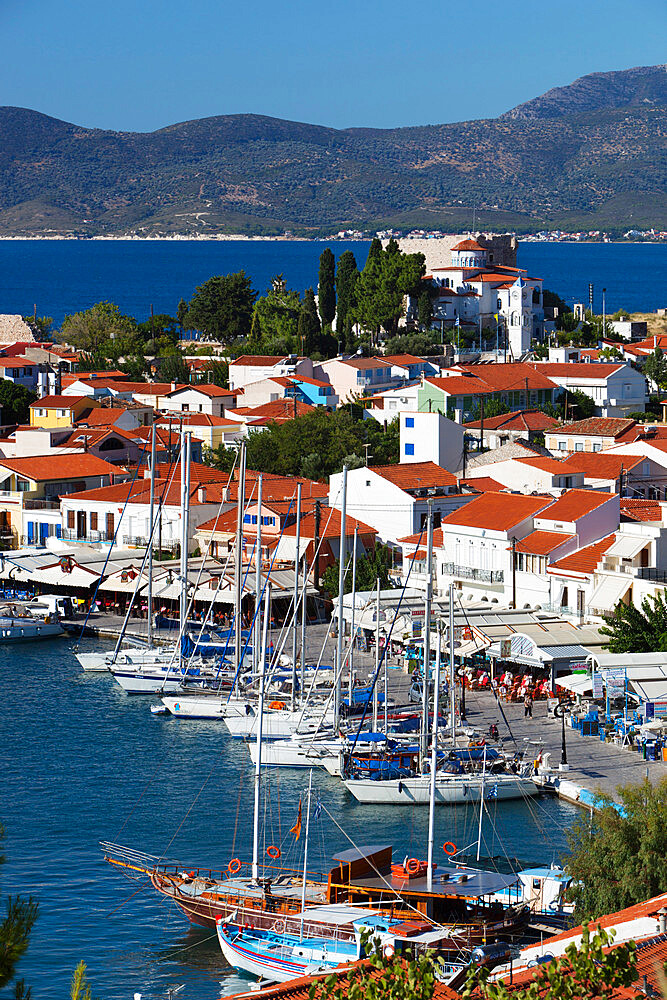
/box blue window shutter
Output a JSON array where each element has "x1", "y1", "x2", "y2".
[
  {"x1": 405, "y1": 443, "x2": 415, "y2": 456},
  {"x1": 405, "y1": 417, "x2": 414, "y2": 428},
  {"x1": 55, "y1": 525, "x2": 62, "y2": 539},
  {"x1": 27, "y1": 521, "x2": 34, "y2": 542}
]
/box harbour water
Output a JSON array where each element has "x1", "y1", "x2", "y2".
[
  {"x1": 0, "y1": 239, "x2": 664, "y2": 325},
  {"x1": 0, "y1": 638, "x2": 578, "y2": 999}
]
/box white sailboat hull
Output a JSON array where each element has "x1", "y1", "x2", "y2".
[
  {"x1": 110, "y1": 666, "x2": 215, "y2": 695},
  {"x1": 224, "y1": 709, "x2": 334, "y2": 740},
  {"x1": 161, "y1": 695, "x2": 249, "y2": 719},
  {"x1": 343, "y1": 773, "x2": 538, "y2": 805},
  {"x1": 76, "y1": 647, "x2": 176, "y2": 672}
]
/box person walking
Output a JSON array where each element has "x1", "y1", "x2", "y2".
[{"x1": 524, "y1": 691, "x2": 533, "y2": 718}]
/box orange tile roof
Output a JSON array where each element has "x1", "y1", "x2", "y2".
[
  {"x1": 230, "y1": 400, "x2": 316, "y2": 421},
  {"x1": 452, "y1": 238, "x2": 486, "y2": 252},
  {"x1": 65, "y1": 479, "x2": 207, "y2": 506},
  {"x1": 232, "y1": 355, "x2": 293, "y2": 365},
  {"x1": 167, "y1": 383, "x2": 233, "y2": 397},
  {"x1": 156, "y1": 413, "x2": 239, "y2": 428},
  {"x1": 560, "y1": 453, "x2": 642, "y2": 478},
  {"x1": 619, "y1": 498, "x2": 663, "y2": 522},
  {"x1": 75, "y1": 407, "x2": 135, "y2": 426},
  {"x1": 464, "y1": 409, "x2": 560, "y2": 432},
  {"x1": 398, "y1": 527, "x2": 446, "y2": 545},
  {"x1": 456, "y1": 362, "x2": 557, "y2": 391},
  {"x1": 153, "y1": 461, "x2": 232, "y2": 484},
  {"x1": 515, "y1": 530, "x2": 575, "y2": 554},
  {"x1": 459, "y1": 476, "x2": 505, "y2": 492},
  {"x1": 31, "y1": 394, "x2": 89, "y2": 408},
  {"x1": 441, "y1": 492, "x2": 551, "y2": 531},
  {"x1": 514, "y1": 455, "x2": 572, "y2": 474},
  {"x1": 340, "y1": 357, "x2": 391, "y2": 370},
  {"x1": 537, "y1": 488, "x2": 617, "y2": 522},
  {"x1": 371, "y1": 461, "x2": 457, "y2": 489},
  {"x1": 0, "y1": 453, "x2": 121, "y2": 482},
  {"x1": 549, "y1": 534, "x2": 616, "y2": 575},
  {"x1": 553, "y1": 416, "x2": 636, "y2": 437},
  {"x1": 382, "y1": 354, "x2": 428, "y2": 365},
  {"x1": 530, "y1": 362, "x2": 626, "y2": 378}
]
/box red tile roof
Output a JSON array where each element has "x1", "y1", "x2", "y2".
[
  {"x1": 459, "y1": 476, "x2": 505, "y2": 492},
  {"x1": 464, "y1": 409, "x2": 560, "y2": 432},
  {"x1": 560, "y1": 453, "x2": 643, "y2": 479},
  {"x1": 537, "y1": 488, "x2": 617, "y2": 522},
  {"x1": 530, "y1": 362, "x2": 626, "y2": 379},
  {"x1": 231, "y1": 355, "x2": 294, "y2": 365},
  {"x1": 514, "y1": 455, "x2": 572, "y2": 474},
  {"x1": 553, "y1": 417, "x2": 636, "y2": 438},
  {"x1": 230, "y1": 400, "x2": 316, "y2": 422},
  {"x1": 515, "y1": 530, "x2": 575, "y2": 554},
  {"x1": 452, "y1": 238, "x2": 486, "y2": 252},
  {"x1": 549, "y1": 534, "x2": 616, "y2": 574},
  {"x1": 340, "y1": 357, "x2": 391, "y2": 370},
  {"x1": 64, "y1": 480, "x2": 206, "y2": 506},
  {"x1": 428, "y1": 363, "x2": 557, "y2": 397},
  {"x1": 167, "y1": 383, "x2": 232, "y2": 397},
  {"x1": 0, "y1": 453, "x2": 121, "y2": 482},
  {"x1": 371, "y1": 461, "x2": 457, "y2": 489},
  {"x1": 382, "y1": 354, "x2": 428, "y2": 365},
  {"x1": 75, "y1": 407, "x2": 136, "y2": 426},
  {"x1": 619, "y1": 498, "x2": 663, "y2": 522},
  {"x1": 156, "y1": 413, "x2": 239, "y2": 428},
  {"x1": 441, "y1": 492, "x2": 551, "y2": 531},
  {"x1": 30, "y1": 394, "x2": 89, "y2": 408}
]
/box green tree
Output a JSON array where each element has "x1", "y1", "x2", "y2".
[
  {"x1": 159, "y1": 353, "x2": 191, "y2": 384},
  {"x1": 464, "y1": 924, "x2": 636, "y2": 1000},
  {"x1": 599, "y1": 345, "x2": 624, "y2": 361},
  {"x1": 22, "y1": 316, "x2": 53, "y2": 340},
  {"x1": 469, "y1": 398, "x2": 511, "y2": 421},
  {"x1": 565, "y1": 778, "x2": 667, "y2": 920},
  {"x1": 298, "y1": 288, "x2": 321, "y2": 355},
  {"x1": 60, "y1": 302, "x2": 139, "y2": 361},
  {"x1": 0, "y1": 383, "x2": 37, "y2": 425},
  {"x1": 309, "y1": 933, "x2": 439, "y2": 1000},
  {"x1": 600, "y1": 591, "x2": 667, "y2": 653},
  {"x1": 137, "y1": 313, "x2": 180, "y2": 350},
  {"x1": 321, "y1": 542, "x2": 394, "y2": 596},
  {"x1": 121, "y1": 354, "x2": 149, "y2": 380},
  {"x1": 176, "y1": 298, "x2": 189, "y2": 330},
  {"x1": 563, "y1": 389, "x2": 596, "y2": 420},
  {"x1": 354, "y1": 239, "x2": 425, "y2": 345},
  {"x1": 318, "y1": 248, "x2": 336, "y2": 328},
  {"x1": 335, "y1": 251, "x2": 359, "y2": 353},
  {"x1": 203, "y1": 359, "x2": 229, "y2": 388},
  {"x1": 0, "y1": 822, "x2": 38, "y2": 997},
  {"x1": 70, "y1": 961, "x2": 94, "y2": 1000},
  {"x1": 642, "y1": 347, "x2": 667, "y2": 394},
  {"x1": 187, "y1": 271, "x2": 257, "y2": 342},
  {"x1": 383, "y1": 332, "x2": 439, "y2": 356},
  {"x1": 416, "y1": 290, "x2": 433, "y2": 331},
  {"x1": 250, "y1": 277, "x2": 301, "y2": 354}
]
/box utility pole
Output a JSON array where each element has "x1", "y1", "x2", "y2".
[{"x1": 479, "y1": 397, "x2": 484, "y2": 452}]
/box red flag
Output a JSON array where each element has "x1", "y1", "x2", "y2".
[{"x1": 289, "y1": 798, "x2": 302, "y2": 841}]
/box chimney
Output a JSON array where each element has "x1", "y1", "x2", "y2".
[
  {"x1": 658, "y1": 907, "x2": 667, "y2": 933},
  {"x1": 171, "y1": 382, "x2": 177, "y2": 392},
  {"x1": 198, "y1": 486, "x2": 207, "y2": 503}
]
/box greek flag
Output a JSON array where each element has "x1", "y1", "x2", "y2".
[
  {"x1": 487, "y1": 784, "x2": 498, "y2": 800},
  {"x1": 313, "y1": 798, "x2": 323, "y2": 820}
]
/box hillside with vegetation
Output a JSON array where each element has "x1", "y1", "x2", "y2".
[{"x1": 0, "y1": 65, "x2": 664, "y2": 236}]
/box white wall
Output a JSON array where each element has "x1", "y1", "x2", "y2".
[{"x1": 399, "y1": 411, "x2": 464, "y2": 472}]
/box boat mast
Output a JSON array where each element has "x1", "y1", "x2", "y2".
[
  {"x1": 333, "y1": 464, "x2": 347, "y2": 730},
  {"x1": 252, "y1": 580, "x2": 271, "y2": 882},
  {"x1": 427, "y1": 617, "x2": 442, "y2": 889},
  {"x1": 299, "y1": 508, "x2": 307, "y2": 699},
  {"x1": 234, "y1": 440, "x2": 247, "y2": 683},
  {"x1": 291, "y1": 482, "x2": 302, "y2": 711},
  {"x1": 253, "y1": 474, "x2": 263, "y2": 677},
  {"x1": 373, "y1": 576, "x2": 380, "y2": 731},
  {"x1": 348, "y1": 524, "x2": 358, "y2": 708},
  {"x1": 421, "y1": 506, "x2": 434, "y2": 765},
  {"x1": 179, "y1": 431, "x2": 191, "y2": 663},
  {"x1": 147, "y1": 421, "x2": 156, "y2": 649},
  {"x1": 476, "y1": 744, "x2": 487, "y2": 861},
  {"x1": 449, "y1": 582, "x2": 456, "y2": 749},
  {"x1": 299, "y1": 768, "x2": 313, "y2": 940}
]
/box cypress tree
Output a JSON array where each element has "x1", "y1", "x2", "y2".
[
  {"x1": 335, "y1": 251, "x2": 359, "y2": 353},
  {"x1": 318, "y1": 248, "x2": 336, "y2": 328},
  {"x1": 298, "y1": 288, "x2": 321, "y2": 355}
]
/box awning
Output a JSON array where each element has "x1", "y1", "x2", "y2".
[
  {"x1": 456, "y1": 637, "x2": 491, "y2": 658},
  {"x1": 555, "y1": 673, "x2": 593, "y2": 695},
  {"x1": 588, "y1": 575, "x2": 632, "y2": 612},
  {"x1": 604, "y1": 536, "x2": 648, "y2": 559}
]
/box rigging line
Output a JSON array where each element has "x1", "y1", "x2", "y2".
[
  {"x1": 231, "y1": 764, "x2": 244, "y2": 860},
  {"x1": 161, "y1": 931, "x2": 219, "y2": 959},
  {"x1": 112, "y1": 753, "x2": 174, "y2": 844},
  {"x1": 104, "y1": 877, "x2": 152, "y2": 918},
  {"x1": 74, "y1": 433, "x2": 150, "y2": 649},
  {"x1": 157, "y1": 750, "x2": 223, "y2": 864},
  {"x1": 349, "y1": 524, "x2": 426, "y2": 749}
]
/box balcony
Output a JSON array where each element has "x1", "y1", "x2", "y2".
[
  {"x1": 636, "y1": 567, "x2": 667, "y2": 584},
  {"x1": 440, "y1": 562, "x2": 504, "y2": 584},
  {"x1": 62, "y1": 527, "x2": 114, "y2": 544},
  {"x1": 23, "y1": 499, "x2": 60, "y2": 511}
]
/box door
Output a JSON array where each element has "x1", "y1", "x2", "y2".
[
  {"x1": 577, "y1": 590, "x2": 585, "y2": 616},
  {"x1": 106, "y1": 513, "x2": 114, "y2": 541},
  {"x1": 76, "y1": 510, "x2": 86, "y2": 540}
]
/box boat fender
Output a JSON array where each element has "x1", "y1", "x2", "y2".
[
  {"x1": 273, "y1": 918, "x2": 286, "y2": 933},
  {"x1": 397, "y1": 781, "x2": 403, "y2": 794},
  {"x1": 405, "y1": 857, "x2": 421, "y2": 875},
  {"x1": 267, "y1": 845, "x2": 281, "y2": 859},
  {"x1": 443, "y1": 842, "x2": 457, "y2": 856},
  {"x1": 227, "y1": 858, "x2": 242, "y2": 874}
]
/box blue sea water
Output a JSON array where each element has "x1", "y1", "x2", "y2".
[
  {"x1": 0, "y1": 638, "x2": 578, "y2": 1000},
  {"x1": 0, "y1": 239, "x2": 664, "y2": 326}
]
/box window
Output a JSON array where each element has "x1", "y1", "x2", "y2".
[
  {"x1": 558, "y1": 441, "x2": 567, "y2": 451},
  {"x1": 593, "y1": 443, "x2": 601, "y2": 452},
  {"x1": 182, "y1": 403, "x2": 189, "y2": 411},
  {"x1": 90, "y1": 512, "x2": 98, "y2": 531},
  {"x1": 405, "y1": 417, "x2": 414, "y2": 428},
  {"x1": 251, "y1": 515, "x2": 258, "y2": 524},
  {"x1": 575, "y1": 442, "x2": 583, "y2": 452},
  {"x1": 404, "y1": 443, "x2": 415, "y2": 456},
  {"x1": 67, "y1": 510, "x2": 75, "y2": 529},
  {"x1": 106, "y1": 513, "x2": 114, "y2": 538},
  {"x1": 58, "y1": 409, "x2": 67, "y2": 417},
  {"x1": 243, "y1": 514, "x2": 251, "y2": 523}
]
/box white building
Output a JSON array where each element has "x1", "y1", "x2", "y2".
[
  {"x1": 530, "y1": 362, "x2": 647, "y2": 417},
  {"x1": 464, "y1": 454, "x2": 584, "y2": 493},
  {"x1": 313, "y1": 357, "x2": 395, "y2": 403},
  {"x1": 399, "y1": 411, "x2": 464, "y2": 473},
  {"x1": 161, "y1": 384, "x2": 235, "y2": 417},
  {"x1": 329, "y1": 461, "x2": 468, "y2": 546},
  {"x1": 228, "y1": 355, "x2": 313, "y2": 392}
]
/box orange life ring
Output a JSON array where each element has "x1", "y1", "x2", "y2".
[
  {"x1": 443, "y1": 842, "x2": 457, "y2": 856},
  {"x1": 269, "y1": 700, "x2": 286, "y2": 710},
  {"x1": 267, "y1": 845, "x2": 281, "y2": 859},
  {"x1": 227, "y1": 858, "x2": 242, "y2": 874},
  {"x1": 405, "y1": 857, "x2": 421, "y2": 875}
]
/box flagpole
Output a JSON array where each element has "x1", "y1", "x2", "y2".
[{"x1": 299, "y1": 769, "x2": 313, "y2": 940}]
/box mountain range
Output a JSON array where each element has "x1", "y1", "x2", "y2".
[{"x1": 0, "y1": 64, "x2": 665, "y2": 237}]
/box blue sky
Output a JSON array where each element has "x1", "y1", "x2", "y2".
[{"x1": 2, "y1": 0, "x2": 665, "y2": 131}]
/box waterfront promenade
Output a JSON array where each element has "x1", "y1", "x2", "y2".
[{"x1": 79, "y1": 614, "x2": 667, "y2": 803}]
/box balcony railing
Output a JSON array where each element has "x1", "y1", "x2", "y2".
[
  {"x1": 636, "y1": 567, "x2": 667, "y2": 583},
  {"x1": 62, "y1": 527, "x2": 114, "y2": 543},
  {"x1": 23, "y1": 499, "x2": 60, "y2": 510},
  {"x1": 440, "y1": 562, "x2": 504, "y2": 584}
]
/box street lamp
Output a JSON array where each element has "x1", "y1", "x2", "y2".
[{"x1": 555, "y1": 700, "x2": 569, "y2": 771}]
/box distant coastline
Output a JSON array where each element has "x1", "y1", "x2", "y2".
[{"x1": 0, "y1": 234, "x2": 664, "y2": 245}]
